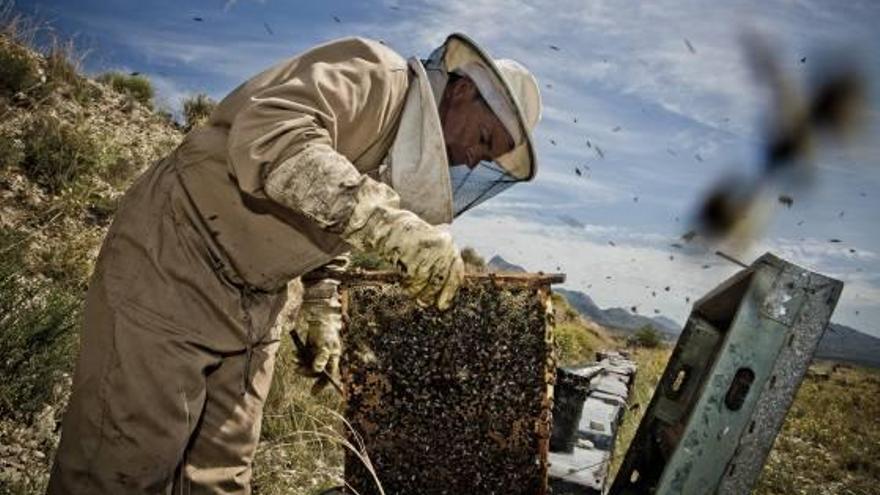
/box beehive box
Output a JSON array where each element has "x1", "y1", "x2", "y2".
[{"x1": 337, "y1": 271, "x2": 563, "y2": 495}]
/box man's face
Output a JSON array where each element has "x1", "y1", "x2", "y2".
[{"x1": 438, "y1": 76, "x2": 516, "y2": 168}]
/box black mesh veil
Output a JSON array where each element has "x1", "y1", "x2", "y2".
[
  {"x1": 449, "y1": 161, "x2": 521, "y2": 217},
  {"x1": 425, "y1": 37, "x2": 534, "y2": 219}
]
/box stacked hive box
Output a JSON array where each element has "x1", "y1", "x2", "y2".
[
  {"x1": 337, "y1": 272, "x2": 562, "y2": 495},
  {"x1": 548, "y1": 352, "x2": 638, "y2": 495}
]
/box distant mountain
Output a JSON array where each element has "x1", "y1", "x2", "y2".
[
  {"x1": 652, "y1": 316, "x2": 682, "y2": 334},
  {"x1": 487, "y1": 255, "x2": 682, "y2": 336},
  {"x1": 553, "y1": 288, "x2": 604, "y2": 321},
  {"x1": 816, "y1": 323, "x2": 880, "y2": 368},
  {"x1": 487, "y1": 255, "x2": 527, "y2": 273},
  {"x1": 491, "y1": 256, "x2": 879, "y2": 369},
  {"x1": 555, "y1": 288, "x2": 681, "y2": 337},
  {"x1": 557, "y1": 287, "x2": 879, "y2": 367}
]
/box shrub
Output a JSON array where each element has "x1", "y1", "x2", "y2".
[
  {"x1": 100, "y1": 156, "x2": 137, "y2": 187},
  {"x1": 20, "y1": 114, "x2": 104, "y2": 193},
  {"x1": 632, "y1": 325, "x2": 663, "y2": 348},
  {"x1": 182, "y1": 93, "x2": 216, "y2": 131},
  {"x1": 0, "y1": 35, "x2": 43, "y2": 97},
  {"x1": 154, "y1": 107, "x2": 179, "y2": 129},
  {"x1": 32, "y1": 226, "x2": 102, "y2": 289},
  {"x1": 555, "y1": 322, "x2": 602, "y2": 365},
  {"x1": 0, "y1": 228, "x2": 81, "y2": 420},
  {"x1": 97, "y1": 71, "x2": 154, "y2": 108}
]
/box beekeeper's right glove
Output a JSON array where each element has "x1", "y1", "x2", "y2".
[{"x1": 341, "y1": 181, "x2": 465, "y2": 310}]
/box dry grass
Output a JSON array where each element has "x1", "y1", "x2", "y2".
[
  {"x1": 754, "y1": 363, "x2": 880, "y2": 495},
  {"x1": 253, "y1": 335, "x2": 347, "y2": 495},
  {"x1": 2, "y1": 6, "x2": 876, "y2": 494},
  {"x1": 607, "y1": 346, "x2": 671, "y2": 482},
  {"x1": 0, "y1": 131, "x2": 24, "y2": 168}
]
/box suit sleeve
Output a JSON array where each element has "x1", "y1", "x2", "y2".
[{"x1": 227, "y1": 48, "x2": 404, "y2": 234}]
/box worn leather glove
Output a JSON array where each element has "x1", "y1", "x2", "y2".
[
  {"x1": 292, "y1": 278, "x2": 342, "y2": 394},
  {"x1": 342, "y1": 179, "x2": 465, "y2": 310}
]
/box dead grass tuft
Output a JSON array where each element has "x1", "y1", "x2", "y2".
[{"x1": 182, "y1": 93, "x2": 216, "y2": 131}]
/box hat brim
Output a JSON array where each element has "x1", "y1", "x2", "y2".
[{"x1": 439, "y1": 33, "x2": 537, "y2": 181}]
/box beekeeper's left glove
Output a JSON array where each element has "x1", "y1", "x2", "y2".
[{"x1": 292, "y1": 279, "x2": 342, "y2": 395}]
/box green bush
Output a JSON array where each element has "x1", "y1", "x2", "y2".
[
  {"x1": 0, "y1": 228, "x2": 81, "y2": 419},
  {"x1": 97, "y1": 71, "x2": 154, "y2": 108},
  {"x1": 0, "y1": 35, "x2": 42, "y2": 97},
  {"x1": 555, "y1": 322, "x2": 600, "y2": 365},
  {"x1": 632, "y1": 325, "x2": 663, "y2": 348},
  {"x1": 99, "y1": 156, "x2": 137, "y2": 187},
  {"x1": 21, "y1": 114, "x2": 103, "y2": 193},
  {"x1": 182, "y1": 93, "x2": 216, "y2": 131}
]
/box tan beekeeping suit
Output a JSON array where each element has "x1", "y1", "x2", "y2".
[{"x1": 48, "y1": 37, "x2": 414, "y2": 494}]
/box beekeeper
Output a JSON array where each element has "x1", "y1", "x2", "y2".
[{"x1": 48, "y1": 33, "x2": 541, "y2": 493}]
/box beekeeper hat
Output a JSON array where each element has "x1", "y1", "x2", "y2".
[{"x1": 432, "y1": 33, "x2": 541, "y2": 180}]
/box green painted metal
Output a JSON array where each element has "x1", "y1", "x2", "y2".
[{"x1": 609, "y1": 253, "x2": 843, "y2": 495}]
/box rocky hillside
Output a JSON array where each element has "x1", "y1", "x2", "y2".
[{"x1": 1, "y1": 18, "x2": 184, "y2": 491}]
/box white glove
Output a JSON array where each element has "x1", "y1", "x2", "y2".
[{"x1": 341, "y1": 179, "x2": 464, "y2": 310}]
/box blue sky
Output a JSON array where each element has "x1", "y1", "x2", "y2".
[{"x1": 16, "y1": 0, "x2": 880, "y2": 335}]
